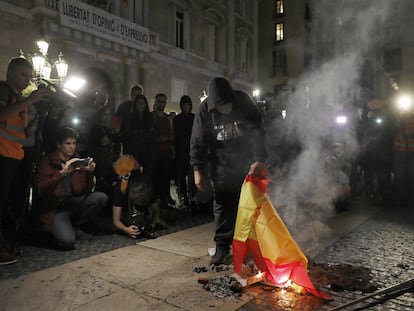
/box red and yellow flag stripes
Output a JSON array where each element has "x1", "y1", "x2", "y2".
[{"x1": 232, "y1": 175, "x2": 331, "y2": 300}]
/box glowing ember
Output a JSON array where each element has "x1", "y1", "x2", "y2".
[{"x1": 285, "y1": 280, "x2": 306, "y2": 294}]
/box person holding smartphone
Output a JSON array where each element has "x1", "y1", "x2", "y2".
[{"x1": 33, "y1": 127, "x2": 108, "y2": 250}]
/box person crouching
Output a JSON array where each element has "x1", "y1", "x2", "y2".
[
  {"x1": 112, "y1": 155, "x2": 159, "y2": 239},
  {"x1": 34, "y1": 127, "x2": 108, "y2": 250}
]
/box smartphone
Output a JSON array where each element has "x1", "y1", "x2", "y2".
[{"x1": 72, "y1": 157, "x2": 91, "y2": 168}]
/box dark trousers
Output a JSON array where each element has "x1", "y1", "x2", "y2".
[
  {"x1": 153, "y1": 149, "x2": 172, "y2": 202},
  {"x1": 52, "y1": 192, "x2": 108, "y2": 249},
  {"x1": 212, "y1": 174, "x2": 244, "y2": 248},
  {"x1": 0, "y1": 155, "x2": 21, "y2": 243},
  {"x1": 176, "y1": 157, "x2": 196, "y2": 203},
  {"x1": 393, "y1": 152, "x2": 414, "y2": 203}
]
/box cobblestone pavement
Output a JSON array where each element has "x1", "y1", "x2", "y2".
[
  {"x1": 0, "y1": 207, "x2": 213, "y2": 280},
  {"x1": 239, "y1": 204, "x2": 414, "y2": 311}
]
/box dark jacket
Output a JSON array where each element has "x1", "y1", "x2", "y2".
[
  {"x1": 34, "y1": 150, "x2": 95, "y2": 230},
  {"x1": 174, "y1": 112, "x2": 194, "y2": 159},
  {"x1": 117, "y1": 100, "x2": 155, "y2": 146},
  {"x1": 190, "y1": 77, "x2": 267, "y2": 179}
]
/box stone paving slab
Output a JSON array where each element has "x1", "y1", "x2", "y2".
[
  {"x1": 71, "y1": 245, "x2": 191, "y2": 287},
  {"x1": 0, "y1": 202, "x2": 396, "y2": 311},
  {"x1": 0, "y1": 210, "x2": 214, "y2": 281},
  {"x1": 138, "y1": 222, "x2": 215, "y2": 257},
  {"x1": 75, "y1": 288, "x2": 184, "y2": 311},
  {"x1": 0, "y1": 264, "x2": 119, "y2": 311},
  {"x1": 130, "y1": 255, "x2": 252, "y2": 311},
  {"x1": 0, "y1": 225, "x2": 253, "y2": 311}
]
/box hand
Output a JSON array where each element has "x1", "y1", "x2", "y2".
[
  {"x1": 126, "y1": 225, "x2": 140, "y2": 238},
  {"x1": 248, "y1": 162, "x2": 267, "y2": 177},
  {"x1": 83, "y1": 158, "x2": 96, "y2": 172},
  {"x1": 60, "y1": 157, "x2": 82, "y2": 176},
  {"x1": 194, "y1": 170, "x2": 207, "y2": 192}
]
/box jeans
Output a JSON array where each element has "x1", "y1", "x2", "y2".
[
  {"x1": 212, "y1": 174, "x2": 245, "y2": 248},
  {"x1": 52, "y1": 192, "x2": 107, "y2": 249}
]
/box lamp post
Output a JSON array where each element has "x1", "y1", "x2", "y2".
[{"x1": 26, "y1": 39, "x2": 69, "y2": 84}]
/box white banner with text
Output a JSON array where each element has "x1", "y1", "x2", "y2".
[{"x1": 59, "y1": 0, "x2": 150, "y2": 53}]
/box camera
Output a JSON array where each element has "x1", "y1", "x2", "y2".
[
  {"x1": 34, "y1": 78, "x2": 76, "y2": 112},
  {"x1": 34, "y1": 80, "x2": 59, "y2": 112},
  {"x1": 72, "y1": 157, "x2": 91, "y2": 168}
]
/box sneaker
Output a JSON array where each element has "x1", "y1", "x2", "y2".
[
  {"x1": 210, "y1": 244, "x2": 230, "y2": 266},
  {"x1": 0, "y1": 244, "x2": 17, "y2": 265}
]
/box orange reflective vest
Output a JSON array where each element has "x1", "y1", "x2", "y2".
[
  {"x1": 393, "y1": 115, "x2": 414, "y2": 153},
  {"x1": 0, "y1": 82, "x2": 27, "y2": 160}
]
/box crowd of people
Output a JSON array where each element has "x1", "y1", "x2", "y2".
[
  {"x1": 0, "y1": 57, "x2": 207, "y2": 265},
  {"x1": 261, "y1": 94, "x2": 414, "y2": 212},
  {"x1": 1, "y1": 56, "x2": 413, "y2": 268}
]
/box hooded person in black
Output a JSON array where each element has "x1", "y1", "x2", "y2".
[
  {"x1": 190, "y1": 77, "x2": 267, "y2": 265},
  {"x1": 173, "y1": 95, "x2": 196, "y2": 207}
]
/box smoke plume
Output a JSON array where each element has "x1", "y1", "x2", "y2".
[{"x1": 268, "y1": 0, "x2": 399, "y2": 256}]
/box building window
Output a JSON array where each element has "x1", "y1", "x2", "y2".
[
  {"x1": 119, "y1": 0, "x2": 143, "y2": 25},
  {"x1": 205, "y1": 8, "x2": 225, "y2": 63},
  {"x1": 207, "y1": 23, "x2": 217, "y2": 61},
  {"x1": 272, "y1": 49, "x2": 286, "y2": 76},
  {"x1": 175, "y1": 11, "x2": 184, "y2": 49},
  {"x1": 171, "y1": 77, "x2": 187, "y2": 103},
  {"x1": 383, "y1": 48, "x2": 401, "y2": 72},
  {"x1": 275, "y1": 23, "x2": 284, "y2": 42},
  {"x1": 276, "y1": 0, "x2": 284, "y2": 15}
]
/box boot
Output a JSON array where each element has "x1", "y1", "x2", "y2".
[
  {"x1": 0, "y1": 242, "x2": 16, "y2": 265},
  {"x1": 210, "y1": 244, "x2": 229, "y2": 266}
]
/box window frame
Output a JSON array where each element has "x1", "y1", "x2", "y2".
[
  {"x1": 175, "y1": 10, "x2": 184, "y2": 49},
  {"x1": 275, "y1": 22, "x2": 284, "y2": 42},
  {"x1": 275, "y1": 0, "x2": 284, "y2": 15}
]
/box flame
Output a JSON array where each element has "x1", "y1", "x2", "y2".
[
  {"x1": 275, "y1": 274, "x2": 290, "y2": 284},
  {"x1": 284, "y1": 280, "x2": 305, "y2": 294}
]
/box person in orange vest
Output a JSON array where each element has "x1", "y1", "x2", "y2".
[
  {"x1": 0, "y1": 57, "x2": 50, "y2": 265},
  {"x1": 392, "y1": 109, "x2": 414, "y2": 206}
]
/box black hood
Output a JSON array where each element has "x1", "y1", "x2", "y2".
[
  {"x1": 207, "y1": 77, "x2": 237, "y2": 111},
  {"x1": 179, "y1": 95, "x2": 193, "y2": 112}
]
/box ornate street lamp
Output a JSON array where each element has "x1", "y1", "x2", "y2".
[
  {"x1": 31, "y1": 50, "x2": 46, "y2": 78},
  {"x1": 55, "y1": 53, "x2": 68, "y2": 80},
  {"x1": 41, "y1": 58, "x2": 52, "y2": 80},
  {"x1": 36, "y1": 39, "x2": 49, "y2": 56},
  {"x1": 25, "y1": 39, "x2": 69, "y2": 84}
]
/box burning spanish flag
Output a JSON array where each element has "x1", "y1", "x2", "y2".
[{"x1": 232, "y1": 175, "x2": 332, "y2": 300}]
